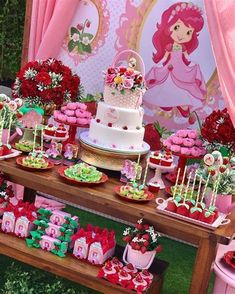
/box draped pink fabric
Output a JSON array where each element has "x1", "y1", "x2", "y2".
[
  {"x1": 28, "y1": 0, "x2": 79, "y2": 60},
  {"x1": 204, "y1": 0, "x2": 235, "y2": 126}
]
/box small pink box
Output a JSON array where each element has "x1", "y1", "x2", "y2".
[
  {"x1": 14, "y1": 216, "x2": 35, "y2": 238},
  {"x1": 39, "y1": 235, "x2": 68, "y2": 253},
  {"x1": 87, "y1": 241, "x2": 116, "y2": 265},
  {"x1": 45, "y1": 223, "x2": 63, "y2": 239},
  {"x1": 73, "y1": 237, "x2": 89, "y2": 260},
  {"x1": 49, "y1": 210, "x2": 79, "y2": 227},
  {"x1": 1, "y1": 212, "x2": 15, "y2": 233}
]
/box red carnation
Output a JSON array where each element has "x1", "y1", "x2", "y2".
[{"x1": 35, "y1": 71, "x2": 51, "y2": 85}]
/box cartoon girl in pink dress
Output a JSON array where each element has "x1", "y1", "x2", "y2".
[{"x1": 144, "y1": 2, "x2": 206, "y2": 118}]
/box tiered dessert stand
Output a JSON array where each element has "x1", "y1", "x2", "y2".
[
  {"x1": 148, "y1": 161, "x2": 176, "y2": 189},
  {"x1": 79, "y1": 132, "x2": 149, "y2": 171}
]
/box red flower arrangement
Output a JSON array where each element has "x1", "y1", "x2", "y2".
[
  {"x1": 12, "y1": 58, "x2": 80, "y2": 107},
  {"x1": 201, "y1": 108, "x2": 235, "y2": 151}
]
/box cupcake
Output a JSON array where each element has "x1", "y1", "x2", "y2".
[
  {"x1": 161, "y1": 154, "x2": 173, "y2": 166},
  {"x1": 44, "y1": 124, "x2": 55, "y2": 136},
  {"x1": 123, "y1": 263, "x2": 138, "y2": 275},
  {"x1": 148, "y1": 181, "x2": 160, "y2": 193},
  {"x1": 140, "y1": 269, "x2": 153, "y2": 284},
  {"x1": 55, "y1": 126, "x2": 67, "y2": 138},
  {"x1": 118, "y1": 269, "x2": 132, "y2": 284}
]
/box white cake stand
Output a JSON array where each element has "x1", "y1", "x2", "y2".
[{"x1": 148, "y1": 162, "x2": 176, "y2": 189}]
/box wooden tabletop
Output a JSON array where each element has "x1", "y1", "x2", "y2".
[{"x1": 1, "y1": 158, "x2": 234, "y2": 246}]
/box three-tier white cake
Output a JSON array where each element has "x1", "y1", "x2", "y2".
[{"x1": 81, "y1": 52, "x2": 149, "y2": 154}]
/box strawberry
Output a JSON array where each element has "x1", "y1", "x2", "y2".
[
  {"x1": 143, "y1": 241, "x2": 149, "y2": 247},
  {"x1": 142, "y1": 234, "x2": 149, "y2": 240},
  {"x1": 0, "y1": 103, "x2": 4, "y2": 110},
  {"x1": 142, "y1": 270, "x2": 150, "y2": 276},
  {"x1": 223, "y1": 157, "x2": 230, "y2": 165},
  {"x1": 135, "y1": 223, "x2": 143, "y2": 230},
  {"x1": 135, "y1": 274, "x2": 144, "y2": 283},
  {"x1": 108, "y1": 122, "x2": 112, "y2": 127},
  {"x1": 141, "y1": 246, "x2": 147, "y2": 254},
  {"x1": 126, "y1": 263, "x2": 134, "y2": 270},
  {"x1": 134, "y1": 244, "x2": 141, "y2": 251},
  {"x1": 96, "y1": 119, "x2": 100, "y2": 123},
  {"x1": 130, "y1": 241, "x2": 135, "y2": 248},
  {"x1": 120, "y1": 270, "x2": 128, "y2": 277},
  {"x1": 123, "y1": 126, "x2": 128, "y2": 130},
  {"x1": 144, "y1": 122, "x2": 162, "y2": 151},
  {"x1": 122, "y1": 236, "x2": 131, "y2": 243},
  {"x1": 166, "y1": 200, "x2": 177, "y2": 212},
  {"x1": 209, "y1": 168, "x2": 216, "y2": 176},
  {"x1": 219, "y1": 165, "x2": 227, "y2": 173},
  {"x1": 176, "y1": 205, "x2": 189, "y2": 217},
  {"x1": 144, "y1": 224, "x2": 150, "y2": 230}
]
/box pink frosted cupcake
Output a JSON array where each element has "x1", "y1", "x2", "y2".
[
  {"x1": 176, "y1": 130, "x2": 188, "y2": 138},
  {"x1": 123, "y1": 263, "x2": 138, "y2": 275},
  {"x1": 182, "y1": 138, "x2": 195, "y2": 147},
  {"x1": 187, "y1": 130, "x2": 197, "y2": 139},
  {"x1": 181, "y1": 147, "x2": 191, "y2": 155},
  {"x1": 170, "y1": 144, "x2": 181, "y2": 153},
  {"x1": 67, "y1": 116, "x2": 77, "y2": 124},
  {"x1": 67, "y1": 102, "x2": 77, "y2": 110},
  {"x1": 64, "y1": 110, "x2": 75, "y2": 116},
  {"x1": 76, "y1": 109, "x2": 87, "y2": 118},
  {"x1": 171, "y1": 136, "x2": 183, "y2": 145}
]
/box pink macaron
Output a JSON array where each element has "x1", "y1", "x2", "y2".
[
  {"x1": 187, "y1": 130, "x2": 198, "y2": 139},
  {"x1": 76, "y1": 102, "x2": 87, "y2": 110},
  {"x1": 61, "y1": 106, "x2": 67, "y2": 112},
  {"x1": 195, "y1": 139, "x2": 203, "y2": 147},
  {"x1": 190, "y1": 147, "x2": 201, "y2": 157},
  {"x1": 66, "y1": 116, "x2": 77, "y2": 124},
  {"x1": 170, "y1": 144, "x2": 181, "y2": 153},
  {"x1": 182, "y1": 138, "x2": 195, "y2": 147},
  {"x1": 176, "y1": 130, "x2": 188, "y2": 138},
  {"x1": 64, "y1": 109, "x2": 75, "y2": 116},
  {"x1": 66, "y1": 102, "x2": 77, "y2": 110},
  {"x1": 181, "y1": 147, "x2": 191, "y2": 155},
  {"x1": 172, "y1": 136, "x2": 183, "y2": 145},
  {"x1": 57, "y1": 114, "x2": 67, "y2": 122},
  {"x1": 75, "y1": 109, "x2": 87, "y2": 118},
  {"x1": 77, "y1": 118, "x2": 89, "y2": 125}
]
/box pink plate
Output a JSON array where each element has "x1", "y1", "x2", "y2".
[
  {"x1": 57, "y1": 166, "x2": 108, "y2": 186},
  {"x1": 16, "y1": 157, "x2": 54, "y2": 171},
  {"x1": 114, "y1": 186, "x2": 154, "y2": 203}
]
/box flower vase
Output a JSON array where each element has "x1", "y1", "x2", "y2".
[
  {"x1": 206, "y1": 193, "x2": 235, "y2": 214},
  {"x1": 123, "y1": 244, "x2": 156, "y2": 269}
]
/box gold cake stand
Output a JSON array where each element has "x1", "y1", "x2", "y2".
[{"x1": 79, "y1": 140, "x2": 148, "y2": 171}]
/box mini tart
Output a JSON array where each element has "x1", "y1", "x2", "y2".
[
  {"x1": 123, "y1": 263, "x2": 138, "y2": 274},
  {"x1": 55, "y1": 127, "x2": 67, "y2": 138},
  {"x1": 110, "y1": 257, "x2": 123, "y2": 268},
  {"x1": 160, "y1": 155, "x2": 173, "y2": 166},
  {"x1": 140, "y1": 270, "x2": 153, "y2": 281},
  {"x1": 118, "y1": 270, "x2": 132, "y2": 282},
  {"x1": 132, "y1": 274, "x2": 148, "y2": 287},
  {"x1": 44, "y1": 125, "x2": 56, "y2": 136}
]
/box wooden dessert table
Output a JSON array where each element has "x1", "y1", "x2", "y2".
[{"x1": 0, "y1": 158, "x2": 234, "y2": 294}]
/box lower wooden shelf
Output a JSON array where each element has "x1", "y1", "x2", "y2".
[{"x1": 0, "y1": 233, "x2": 168, "y2": 294}]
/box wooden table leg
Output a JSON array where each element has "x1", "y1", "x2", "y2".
[
  {"x1": 23, "y1": 187, "x2": 36, "y2": 203},
  {"x1": 189, "y1": 235, "x2": 218, "y2": 294}
]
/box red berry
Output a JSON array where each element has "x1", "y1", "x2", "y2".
[
  {"x1": 135, "y1": 244, "x2": 141, "y2": 251},
  {"x1": 143, "y1": 241, "x2": 149, "y2": 247},
  {"x1": 108, "y1": 123, "x2": 112, "y2": 127},
  {"x1": 209, "y1": 169, "x2": 216, "y2": 176},
  {"x1": 135, "y1": 223, "x2": 143, "y2": 230},
  {"x1": 219, "y1": 165, "x2": 227, "y2": 173},
  {"x1": 96, "y1": 119, "x2": 100, "y2": 123},
  {"x1": 223, "y1": 157, "x2": 229, "y2": 165},
  {"x1": 144, "y1": 224, "x2": 149, "y2": 230},
  {"x1": 130, "y1": 241, "x2": 135, "y2": 248},
  {"x1": 123, "y1": 126, "x2": 128, "y2": 130},
  {"x1": 122, "y1": 236, "x2": 131, "y2": 243},
  {"x1": 126, "y1": 263, "x2": 134, "y2": 270},
  {"x1": 86, "y1": 20, "x2": 91, "y2": 28},
  {"x1": 156, "y1": 245, "x2": 162, "y2": 253},
  {"x1": 141, "y1": 246, "x2": 147, "y2": 254},
  {"x1": 142, "y1": 234, "x2": 150, "y2": 240}
]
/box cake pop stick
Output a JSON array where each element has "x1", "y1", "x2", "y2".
[
  {"x1": 40, "y1": 126, "x2": 44, "y2": 151},
  {"x1": 195, "y1": 177, "x2": 203, "y2": 205},
  {"x1": 200, "y1": 173, "x2": 211, "y2": 205},
  {"x1": 137, "y1": 153, "x2": 141, "y2": 166},
  {"x1": 142, "y1": 159, "x2": 149, "y2": 187},
  {"x1": 179, "y1": 166, "x2": 187, "y2": 197},
  {"x1": 184, "y1": 172, "x2": 192, "y2": 202},
  {"x1": 209, "y1": 175, "x2": 219, "y2": 208},
  {"x1": 212, "y1": 173, "x2": 221, "y2": 207},
  {"x1": 173, "y1": 168, "x2": 181, "y2": 199},
  {"x1": 0, "y1": 108, "x2": 6, "y2": 146},
  {"x1": 32, "y1": 124, "x2": 37, "y2": 153},
  {"x1": 190, "y1": 169, "x2": 198, "y2": 200},
  {"x1": 6, "y1": 113, "x2": 13, "y2": 146}
]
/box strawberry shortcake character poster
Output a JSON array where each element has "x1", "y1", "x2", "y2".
[{"x1": 58, "y1": 0, "x2": 223, "y2": 130}]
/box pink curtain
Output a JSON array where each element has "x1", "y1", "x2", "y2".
[
  {"x1": 28, "y1": 0, "x2": 79, "y2": 60},
  {"x1": 204, "y1": 0, "x2": 235, "y2": 126}
]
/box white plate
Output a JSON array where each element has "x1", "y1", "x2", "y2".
[
  {"x1": 155, "y1": 197, "x2": 230, "y2": 230},
  {"x1": 43, "y1": 133, "x2": 69, "y2": 142},
  {"x1": 80, "y1": 131, "x2": 150, "y2": 154},
  {"x1": 0, "y1": 148, "x2": 22, "y2": 160}
]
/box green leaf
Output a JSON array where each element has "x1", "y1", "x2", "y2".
[
  {"x1": 76, "y1": 42, "x2": 84, "y2": 54},
  {"x1": 120, "y1": 89, "x2": 125, "y2": 95},
  {"x1": 68, "y1": 40, "x2": 76, "y2": 52},
  {"x1": 60, "y1": 242, "x2": 67, "y2": 252},
  {"x1": 30, "y1": 231, "x2": 42, "y2": 240},
  {"x1": 26, "y1": 239, "x2": 34, "y2": 247},
  {"x1": 70, "y1": 27, "x2": 79, "y2": 36},
  {"x1": 57, "y1": 251, "x2": 66, "y2": 258},
  {"x1": 81, "y1": 43, "x2": 92, "y2": 53}
]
